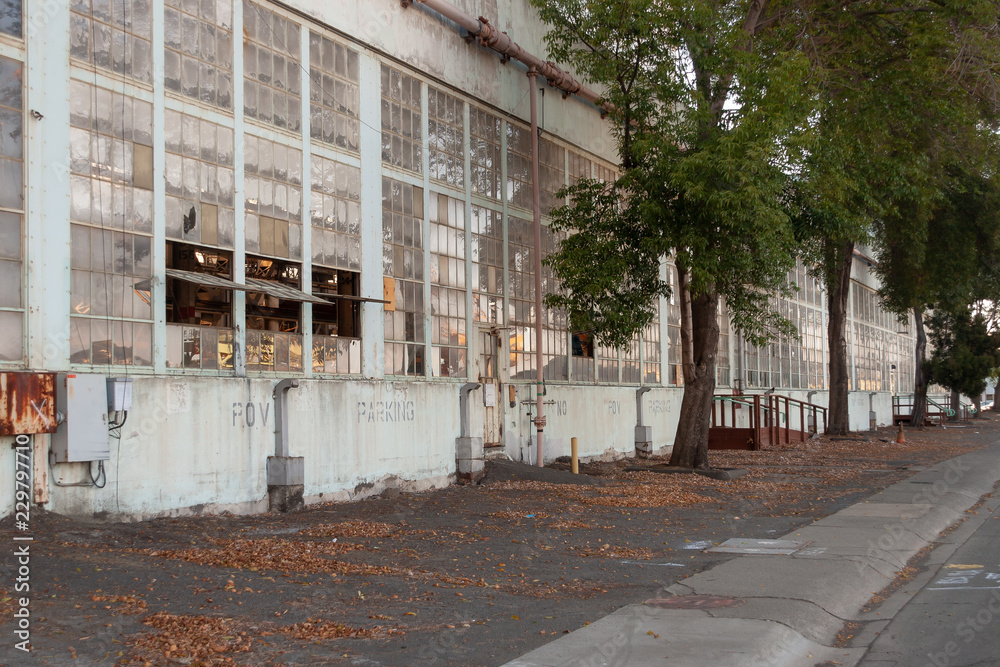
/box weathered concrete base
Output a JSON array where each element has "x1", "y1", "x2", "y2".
[
  {"x1": 267, "y1": 484, "x2": 304, "y2": 513},
  {"x1": 302, "y1": 472, "x2": 455, "y2": 506},
  {"x1": 457, "y1": 436, "x2": 485, "y2": 483},
  {"x1": 635, "y1": 425, "x2": 653, "y2": 458},
  {"x1": 267, "y1": 456, "x2": 305, "y2": 512}
]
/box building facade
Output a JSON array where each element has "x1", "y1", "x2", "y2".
[{"x1": 0, "y1": 0, "x2": 915, "y2": 519}]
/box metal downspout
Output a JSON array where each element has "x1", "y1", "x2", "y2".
[
  {"x1": 529, "y1": 71, "x2": 545, "y2": 467},
  {"x1": 272, "y1": 378, "x2": 300, "y2": 458}
]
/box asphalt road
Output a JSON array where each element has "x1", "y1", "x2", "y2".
[{"x1": 859, "y1": 491, "x2": 1000, "y2": 667}]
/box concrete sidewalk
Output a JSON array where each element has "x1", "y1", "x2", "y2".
[{"x1": 504, "y1": 442, "x2": 1000, "y2": 667}]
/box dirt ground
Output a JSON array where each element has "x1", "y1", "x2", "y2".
[{"x1": 2, "y1": 417, "x2": 997, "y2": 667}]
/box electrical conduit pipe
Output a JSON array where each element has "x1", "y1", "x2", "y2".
[{"x1": 402, "y1": 0, "x2": 609, "y2": 111}]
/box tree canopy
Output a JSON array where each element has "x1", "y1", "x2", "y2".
[
  {"x1": 531, "y1": 0, "x2": 1000, "y2": 459},
  {"x1": 926, "y1": 307, "x2": 1000, "y2": 401}
]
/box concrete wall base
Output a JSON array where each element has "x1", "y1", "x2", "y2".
[
  {"x1": 457, "y1": 457, "x2": 485, "y2": 483},
  {"x1": 268, "y1": 484, "x2": 304, "y2": 513}
]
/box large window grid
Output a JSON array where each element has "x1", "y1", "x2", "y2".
[
  {"x1": 597, "y1": 342, "x2": 619, "y2": 383},
  {"x1": 428, "y1": 87, "x2": 464, "y2": 189},
  {"x1": 470, "y1": 204, "x2": 503, "y2": 324},
  {"x1": 163, "y1": 0, "x2": 233, "y2": 109},
  {"x1": 594, "y1": 162, "x2": 617, "y2": 184},
  {"x1": 310, "y1": 153, "x2": 360, "y2": 271},
  {"x1": 244, "y1": 134, "x2": 303, "y2": 260},
  {"x1": 382, "y1": 177, "x2": 424, "y2": 376},
  {"x1": 164, "y1": 110, "x2": 235, "y2": 248},
  {"x1": 622, "y1": 337, "x2": 640, "y2": 384},
  {"x1": 568, "y1": 151, "x2": 591, "y2": 184},
  {"x1": 717, "y1": 302, "x2": 731, "y2": 387},
  {"x1": 851, "y1": 282, "x2": 912, "y2": 392},
  {"x1": 538, "y1": 139, "x2": 566, "y2": 215},
  {"x1": 666, "y1": 263, "x2": 682, "y2": 386},
  {"x1": 380, "y1": 64, "x2": 422, "y2": 174},
  {"x1": 70, "y1": 0, "x2": 152, "y2": 83},
  {"x1": 506, "y1": 123, "x2": 532, "y2": 211},
  {"x1": 69, "y1": 81, "x2": 153, "y2": 367},
  {"x1": 242, "y1": 0, "x2": 301, "y2": 133},
  {"x1": 540, "y1": 225, "x2": 568, "y2": 381},
  {"x1": 507, "y1": 215, "x2": 535, "y2": 379},
  {"x1": 0, "y1": 55, "x2": 22, "y2": 363},
  {"x1": 469, "y1": 106, "x2": 501, "y2": 200},
  {"x1": 429, "y1": 193, "x2": 467, "y2": 377},
  {"x1": 308, "y1": 31, "x2": 359, "y2": 151},
  {"x1": 642, "y1": 306, "x2": 661, "y2": 384}
]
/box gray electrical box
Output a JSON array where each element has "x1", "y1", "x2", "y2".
[
  {"x1": 51, "y1": 374, "x2": 111, "y2": 463},
  {"x1": 107, "y1": 377, "x2": 134, "y2": 411}
]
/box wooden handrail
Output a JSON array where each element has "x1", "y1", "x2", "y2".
[{"x1": 711, "y1": 393, "x2": 828, "y2": 449}]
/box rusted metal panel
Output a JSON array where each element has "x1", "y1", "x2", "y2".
[{"x1": 0, "y1": 372, "x2": 58, "y2": 435}]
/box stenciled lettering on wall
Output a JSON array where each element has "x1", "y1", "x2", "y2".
[
  {"x1": 232, "y1": 401, "x2": 271, "y2": 428},
  {"x1": 357, "y1": 400, "x2": 415, "y2": 424},
  {"x1": 555, "y1": 400, "x2": 568, "y2": 416},
  {"x1": 607, "y1": 400, "x2": 621, "y2": 415},
  {"x1": 648, "y1": 399, "x2": 669, "y2": 415}
]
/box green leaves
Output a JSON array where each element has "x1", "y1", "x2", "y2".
[
  {"x1": 544, "y1": 178, "x2": 668, "y2": 350},
  {"x1": 926, "y1": 307, "x2": 1000, "y2": 398}
]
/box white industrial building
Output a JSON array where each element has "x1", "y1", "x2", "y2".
[{"x1": 0, "y1": 0, "x2": 916, "y2": 520}]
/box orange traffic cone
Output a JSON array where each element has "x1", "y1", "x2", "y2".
[{"x1": 896, "y1": 422, "x2": 906, "y2": 444}]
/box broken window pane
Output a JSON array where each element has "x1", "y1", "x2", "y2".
[{"x1": 165, "y1": 110, "x2": 235, "y2": 250}]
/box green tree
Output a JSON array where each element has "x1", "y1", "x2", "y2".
[
  {"x1": 874, "y1": 166, "x2": 1000, "y2": 424},
  {"x1": 535, "y1": 0, "x2": 809, "y2": 468},
  {"x1": 926, "y1": 307, "x2": 1000, "y2": 416},
  {"x1": 790, "y1": 0, "x2": 1000, "y2": 434}
]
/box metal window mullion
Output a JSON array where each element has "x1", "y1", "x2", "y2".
[
  {"x1": 150, "y1": 0, "x2": 167, "y2": 372},
  {"x1": 231, "y1": 0, "x2": 247, "y2": 376},
  {"x1": 299, "y1": 25, "x2": 312, "y2": 378},
  {"x1": 420, "y1": 79, "x2": 431, "y2": 378},
  {"x1": 500, "y1": 118, "x2": 509, "y2": 382}
]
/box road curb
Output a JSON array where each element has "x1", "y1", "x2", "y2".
[{"x1": 504, "y1": 442, "x2": 1000, "y2": 666}]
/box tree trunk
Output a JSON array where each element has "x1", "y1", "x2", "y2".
[
  {"x1": 669, "y1": 271, "x2": 719, "y2": 470},
  {"x1": 950, "y1": 388, "x2": 960, "y2": 422},
  {"x1": 973, "y1": 395, "x2": 982, "y2": 417},
  {"x1": 826, "y1": 240, "x2": 854, "y2": 435},
  {"x1": 910, "y1": 307, "x2": 928, "y2": 427}
]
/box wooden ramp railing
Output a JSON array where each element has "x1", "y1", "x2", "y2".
[
  {"x1": 708, "y1": 394, "x2": 828, "y2": 451},
  {"x1": 892, "y1": 394, "x2": 953, "y2": 425}
]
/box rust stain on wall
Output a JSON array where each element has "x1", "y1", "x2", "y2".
[{"x1": 0, "y1": 373, "x2": 58, "y2": 435}]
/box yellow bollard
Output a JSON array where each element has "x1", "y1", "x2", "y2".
[{"x1": 571, "y1": 437, "x2": 579, "y2": 474}]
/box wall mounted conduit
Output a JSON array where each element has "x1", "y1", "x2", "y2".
[{"x1": 401, "y1": 0, "x2": 611, "y2": 112}]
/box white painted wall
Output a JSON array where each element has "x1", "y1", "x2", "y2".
[
  {"x1": 500, "y1": 384, "x2": 682, "y2": 464},
  {"x1": 289, "y1": 0, "x2": 617, "y2": 162}
]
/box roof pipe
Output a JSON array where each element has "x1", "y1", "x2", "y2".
[{"x1": 402, "y1": 0, "x2": 610, "y2": 112}]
